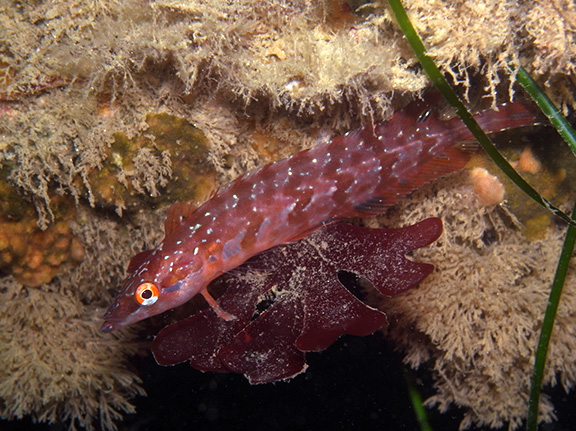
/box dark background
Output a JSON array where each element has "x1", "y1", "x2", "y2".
[{"x1": 2, "y1": 333, "x2": 575, "y2": 431}]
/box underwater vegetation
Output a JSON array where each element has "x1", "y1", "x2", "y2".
[
  {"x1": 152, "y1": 220, "x2": 442, "y2": 384},
  {"x1": 376, "y1": 172, "x2": 576, "y2": 430},
  {"x1": 1, "y1": 0, "x2": 576, "y2": 430}
]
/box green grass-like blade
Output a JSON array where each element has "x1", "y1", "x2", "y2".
[
  {"x1": 386, "y1": 1, "x2": 576, "y2": 430},
  {"x1": 511, "y1": 65, "x2": 576, "y2": 431},
  {"x1": 526, "y1": 200, "x2": 576, "y2": 431},
  {"x1": 386, "y1": 0, "x2": 576, "y2": 227},
  {"x1": 404, "y1": 368, "x2": 433, "y2": 431},
  {"x1": 511, "y1": 64, "x2": 576, "y2": 157}
]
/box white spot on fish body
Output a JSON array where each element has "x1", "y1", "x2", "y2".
[{"x1": 256, "y1": 217, "x2": 271, "y2": 239}]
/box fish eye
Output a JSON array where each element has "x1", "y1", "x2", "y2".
[{"x1": 135, "y1": 282, "x2": 159, "y2": 306}]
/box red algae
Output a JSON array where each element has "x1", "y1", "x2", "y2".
[{"x1": 152, "y1": 219, "x2": 442, "y2": 383}]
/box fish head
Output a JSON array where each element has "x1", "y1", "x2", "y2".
[{"x1": 101, "y1": 247, "x2": 204, "y2": 332}]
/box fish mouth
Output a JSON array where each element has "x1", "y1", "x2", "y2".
[
  {"x1": 100, "y1": 306, "x2": 129, "y2": 333},
  {"x1": 100, "y1": 320, "x2": 119, "y2": 333},
  {"x1": 100, "y1": 294, "x2": 141, "y2": 332}
]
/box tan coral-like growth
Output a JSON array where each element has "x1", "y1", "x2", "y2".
[
  {"x1": 0, "y1": 281, "x2": 145, "y2": 431},
  {"x1": 526, "y1": 0, "x2": 576, "y2": 76},
  {"x1": 468, "y1": 167, "x2": 505, "y2": 206},
  {"x1": 0, "y1": 205, "x2": 164, "y2": 430},
  {"x1": 374, "y1": 175, "x2": 576, "y2": 430}
]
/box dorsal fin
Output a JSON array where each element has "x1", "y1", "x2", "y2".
[
  {"x1": 164, "y1": 202, "x2": 198, "y2": 235},
  {"x1": 127, "y1": 249, "x2": 156, "y2": 273}
]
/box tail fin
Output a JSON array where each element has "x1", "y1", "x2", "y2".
[
  {"x1": 471, "y1": 102, "x2": 541, "y2": 134},
  {"x1": 347, "y1": 98, "x2": 540, "y2": 217}
]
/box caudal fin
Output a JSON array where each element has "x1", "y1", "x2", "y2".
[{"x1": 473, "y1": 102, "x2": 541, "y2": 134}]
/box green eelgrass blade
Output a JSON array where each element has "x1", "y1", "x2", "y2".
[
  {"x1": 513, "y1": 65, "x2": 576, "y2": 431},
  {"x1": 386, "y1": 1, "x2": 576, "y2": 430},
  {"x1": 526, "y1": 199, "x2": 576, "y2": 431},
  {"x1": 404, "y1": 368, "x2": 433, "y2": 431},
  {"x1": 386, "y1": 0, "x2": 576, "y2": 227},
  {"x1": 511, "y1": 64, "x2": 576, "y2": 157}
]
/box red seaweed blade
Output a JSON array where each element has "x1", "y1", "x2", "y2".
[{"x1": 152, "y1": 218, "x2": 442, "y2": 384}]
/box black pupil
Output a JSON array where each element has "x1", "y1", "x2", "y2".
[{"x1": 141, "y1": 289, "x2": 153, "y2": 299}]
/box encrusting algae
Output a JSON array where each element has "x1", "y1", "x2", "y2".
[
  {"x1": 84, "y1": 112, "x2": 217, "y2": 213},
  {"x1": 1, "y1": 0, "x2": 576, "y2": 429},
  {"x1": 0, "y1": 198, "x2": 84, "y2": 287}
]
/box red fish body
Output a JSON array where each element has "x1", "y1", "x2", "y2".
[{"x1": 101, "y1": 98, "x2": 536, "y2": 332}]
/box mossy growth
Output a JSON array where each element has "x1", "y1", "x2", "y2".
[
  {"x1": 0, "y1": 280, "x2": 145, "y2": 431},
  {"x1": 84, "y1": 112, "x2": 216, "y2": 213}
]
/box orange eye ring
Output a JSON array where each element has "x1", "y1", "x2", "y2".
[{"x1": 135, "y1": 282, "x2": 159, "y2": 306}]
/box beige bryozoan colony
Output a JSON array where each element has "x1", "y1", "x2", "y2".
[
  {"x1": 376, "y1": 171, "x2": 576, "y2": 429},
  {"x1": 1, "y1": 0, "x2": 575, "y2": 429}
]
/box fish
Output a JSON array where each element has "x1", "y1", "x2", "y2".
[{"x1": 101, "y1": 97, "x2": 537, "y2": 332}]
